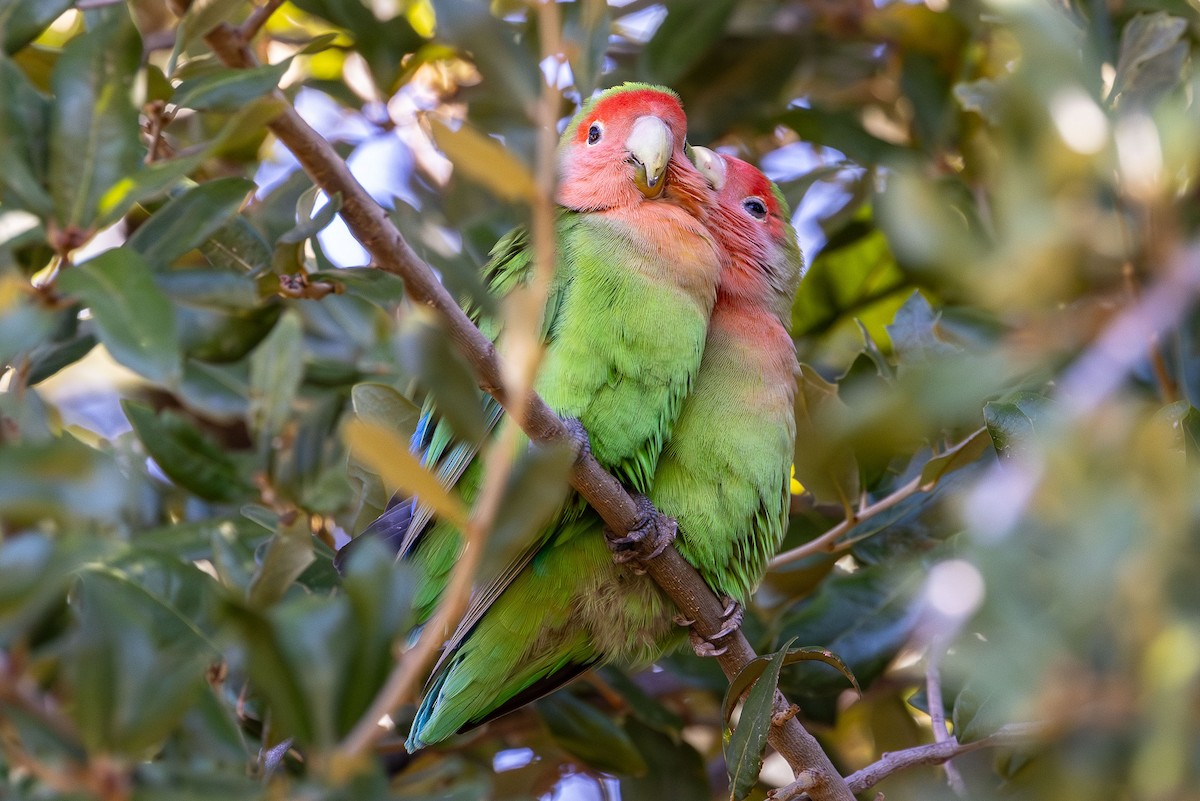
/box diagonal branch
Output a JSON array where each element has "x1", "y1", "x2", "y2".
[{"x1": 201, "y1": 22, "x2": 855, "y2": 801}]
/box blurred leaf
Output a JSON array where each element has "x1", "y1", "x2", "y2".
[
  {"x1": 396, "y1": 311, "x2": 487, "y2": 444},
  {"x1": 886, "y1": 291, "x2": 959, "y2": 367},
  {"x1": 123, "y1": 400, "x2": 256, "y2": 503},
  {"x1": 351, "y1": 383, "x2": 422, "y2": 443},
  {"x1": 67, "y1": 570, "x2": 212, "y2": 756},
  {"x1": 0, "y1": 54, "x2": 53, "y2": 215},
  {"x1": 600, "y1": 667, "x2": 683, "y2": 733},
  {"x1": 1, "y1": 0, "x2": 74, "y2": 54},
  {"x1": 58, "y1": 249, "x2": 182, "y2": 384},
  {"x1": 983, "y1": 392, "x2": 1054, "y2": 460},
  {"x1": 173, "y1": 60, "x2": 288, "y2": 111},
  {"x1": 158, "y1": 269, "x2": 260, "y2": 310},
  {"x1": 486, "y1": 437, "x2": 574, "y2": 567},
  {"x1": 0, "y1": 533, "x2": 73, "y2": 644},
  {"x1": 919, "y1": 427, "x2": 989, "y2": 490},
  {"x1": 246, "y1": 517, "x2": 315, "y2": 608},
  {"x1": 430, "y1": 0, "x2": 538, "y2": 108},
  {"x1": 1110, "y1": 11, "x2": 1188, "y2": 108},
  {"x1": 775, "y1": 563, "x2": 921, "y2": 723},
  {"x1": 562, "y1": 0, "x2": 610, "y2": 98},
  {"x1": 429, "y1": 117, "x2": 534, "y2": 203},
  {"x1": 536, "y1": 691, "x2": 648, "y2": 776},
  {"x1": 619, "y1": 719, "x2": 708, "y2": 801},
  {"x1": 291, "y1": 0, "x2": 422, "y2": 91},
  {"x1": 952, "y1": 674, "x2": 1009, "y2": 743},
  {"x1": 171, "y1": 0, "x2": 248, "y2": 72},
  {"x1": 779, "y1": 107, "x2": 912, "y2": 166},
  {"x1": 248, "y1": 309, "x2": 304, "y2": 440},
  {"x1": 954, "y1": 77, "x2": 1003, "y2": 125},
  {"x1": 793, "y1": 364, "x2": 859, "y2": 507},
  {"x1": 48, "y1": 4, "x2": 142, "y2": 232},
  {"x1": 202, "y1": 214, "x2": 273, "y2": 274},
  {"x1": 345, "y1": 419, "x2": 469, "y2": 530},
  {"x1": 127, "y1": 177, "x2": 255, "y2": 268},
  {"x1": 278, "y1": 188, "x2": 342, "y2": 244},
  {"x1": 640, "y1": 0, "x2": 735, "y2": 86},
  {"x1": 724, "y1": 637, "x2": 795, "y2": 801}
]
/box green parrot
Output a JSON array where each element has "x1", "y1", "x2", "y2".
[
  {"x1": 405, "y1": 148, "x2": 804, "y2": 750},
  {"x1": 348, "y1": 83, "x2": 723, "y2": 626}
]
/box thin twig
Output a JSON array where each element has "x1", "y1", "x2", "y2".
[
  {"x1": 843, "y1": 722, "x2": 1043, "y2": 794},
  {"x1": 239, "y1": 0, "x2": 285, "y2": 44},
  {"x1": 200, "y1": 23, "x2": 856, "y2": 801},
  {"x1": 769, "y1": 475, "x2": 921, "y2": 569},
  {"x1": 924, "y1": 641, "x2": 966, "y2": 796}
]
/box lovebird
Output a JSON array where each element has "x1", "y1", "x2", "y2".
[
  {"x1": 405, "y1": 148, "x2": 803, "y2": 750},
  {"x1": 354, "y1": 84, "x2": 721, "y2": 642}
]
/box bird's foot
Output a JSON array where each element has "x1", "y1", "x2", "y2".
[
  {"x1": 560, "y1": 416, "x2": 591, "y2": 464},
  {"x1": 605, "y1": 494, "x2": 677, "y2": 574},
  {"x1": 685, "y1": 598, "x2": 744, "y2": 658}
]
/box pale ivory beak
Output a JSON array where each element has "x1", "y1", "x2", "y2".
[
  {"x1": 691, "y1": 145, "x2": 726, "y2": 191},
  {"x1": 626, "y1": 115, "x2": 672, "y2": 199}
]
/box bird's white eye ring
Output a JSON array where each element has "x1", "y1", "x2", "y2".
[
  {"x1": 587, "y1": 122, "x2": 602, "y2": 145},
  {"x1": 743, "y1": 196, "x2": 768, "y2": 221}
]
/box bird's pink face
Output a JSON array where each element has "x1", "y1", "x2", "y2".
[
  {"x1": 692, "y1": 148, "x2": 801, "y2": 306},
  {"x1": 558, "y1": 88, "x2": 697, "y2": 212}
]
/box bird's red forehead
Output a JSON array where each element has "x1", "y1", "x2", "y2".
[
  {"x1": 573, "y1": 89, "x2": 687, "y2": 142},
  {"x1": 724, "y1": 157, "x2": 777, "y2": 212}
]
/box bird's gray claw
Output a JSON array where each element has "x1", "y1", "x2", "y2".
[
  {"x1": 605, "y1": 494, "x2": 677, "y2": 572},
  {"x1": 684, "y1": 598, "x2": 744, "y2": 658}
]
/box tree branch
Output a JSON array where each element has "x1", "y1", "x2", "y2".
[
  {"x1": 843, "y1": 723, "x2": 1043, "y2": 794},
  {"x1": 201, "y1": 23, "x2": 855, "y2": 801}
]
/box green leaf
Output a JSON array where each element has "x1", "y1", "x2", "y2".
[
  {"x1": 486, "y1": 437, "x2": 574, "y2": 567},
  {"x1": 171, "y1": 0, "x2": 249, "y2": 74},
  {"x1": 0, "y1": 54, "x2": 53, "y2": 215},
  {"x1": 248, "y1": 309, "x2": 304, "y2": 440},
  {"x1": 723, "y1": 644, "x2": 858, "y2": 730},
  {"x1": 277, "y1": 188, "x2": 342, "y2": 244},
  {"x1": 0, "y1": 533, "x2": 74, "y2": 645},
  {"x1": 886, "y1": 291, "x2": 959, "y2": 367},
  {"x1": 48, "y1": 4, "x2": 143, "y2": 232},
  {"x1": 351, "y1": 383, "x2": 422, "y2": 443},
  {"x1": 58, "y1": 249, "x2": 182, "y2": 384},
  {"x1": 157, "y1": 269, "x2": 260, "y2": 310},
  {"x1": 396, "y1": 310, "x2": 487, "y2": 445},
  {"x1": 127, "y1": 178, "x2": 255, "y2": 268},
  {"x1": 536, "y1": 691, "x2": 648, "y2": 776},
  {"x1": 1110, "y1": 11, "x2": 1188, "y2": 108},
  {"x1": 793, "y1": 364, "x2": 859, "y2": 508},
  {"x1": 724, "y1": 637, "x2": 795, "y2": 801},
  {"x1": 779, "y1": 107, "x2": 912, "y2": 166},
  {"x1": 983, "y1": 392, "x2": 1053, "y2": 460},
  {"x1": 919, "y1": 427, "x2": 990, "y2": 490},
  {"x1": 67, "y1": 570, "x2": 212, "y2": 757},
  {"x1": 0, "y1": 0, "x2": 75, "y2": 54},
  {"x1": 562, "y1": 0, "x2": 610, "y2": 98},
  {"x1": 123, "y1": 400, "x2": 256, "y2": 503},
  {"x1": 776, "y1": 563, "x2": 921, "y2": 723},
  {"x1": 640, "y1": 0, "x2": 736, "y2": 86},
  {"x1": 202, "y1": 214, "x2": 273, "y2": 275},
  {"x1": 619, "y1": 719, "x2": 708, "y2": 801},
  {"x1": 246, "y1": 517, "x2": 315, "y2": 608},
  {"x1": 173, "y1": 60, "x2": 288, "y2": 111}
]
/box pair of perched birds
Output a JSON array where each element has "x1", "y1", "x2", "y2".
[{"x1": 353, "y1": 82, "x2": 804, "y2": 751}]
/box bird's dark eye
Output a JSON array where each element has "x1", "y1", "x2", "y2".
[
  {"x1": 743, "y1": 197, "x2": 768, "y2": 220},
  {"x1": 587, "y1": 124, "x2": 602, "y2": 145}
]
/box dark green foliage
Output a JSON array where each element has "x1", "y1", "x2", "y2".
[{"x1": 2, "y1": 2, "x2": 1200, "y2": 800}]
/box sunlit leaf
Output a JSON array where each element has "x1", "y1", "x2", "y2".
[
  {"x1": 0, "y1": 0, "x2": 75, "y2": 54},
  {"x1": 429, "y1": 117, "x2": 534, "y2": 202},
  {"x1": 345, "y1": 419, "x2": 469, "y2": 531}
]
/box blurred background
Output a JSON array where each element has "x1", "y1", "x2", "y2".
[{"x1": 3, "y1": 0, "x2": 1200, "y2": 799}]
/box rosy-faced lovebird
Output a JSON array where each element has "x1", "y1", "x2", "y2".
[
  {"x1": 405, "y1": 148, "x2": 803, "y2": 750},
  {"x1": 350, "y1": 84, "x2": 723, "y2": 622}
]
